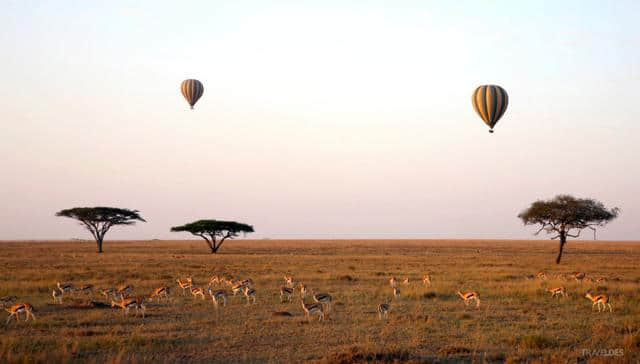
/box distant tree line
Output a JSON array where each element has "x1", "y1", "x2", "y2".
[
  {"x1": 57, "y1": 194, "x2": 619, "y2": 263},
  {"x1": 56, "y1": 207, "x2": 253, "y2": 254}
]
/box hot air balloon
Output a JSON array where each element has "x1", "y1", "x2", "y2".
[
  {"x1": 472, "y1": 85, "x2": 508, "y2": 133},
  {"x1": 181, "y1": 79, "x2": 204, "y2": 109}
]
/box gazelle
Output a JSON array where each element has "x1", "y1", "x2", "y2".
[
  {"x1": 5, "y1": 303, "x2": 36, "y2": 324},
  {"x1": 111, "y1": 297, "x2": 146, "y2": 317},
  {"x1": 313, "y1": 292, "x2": 332, "y2": 313},
  {"x1": 191, "y1": 287, "x2": 206, "y2": 300},
  {"x1": 423, "y1": 275, "x2": 432, "y2": 286},
  {"x1": 77, "y1": 284, "x2": 94, "y2": 296},
  {"x1": 300, "y1": 299, "x2": 324, "y2": 322},
  {"x1": 0, "y1": 296, "x2": 18, "y2": 307},
  {"x1": 115, "y1": 285, "x2": 133, "y2": 300},
  {"x1": 52, "y1": 289, "x2": 63, "y2": 304},
  {"x1": 573, "y1": 272, "x2": 586, "y2": 283},
  {"x1": 244, "y1": 287, "x2": 257, "y2": 305},
  {"x1": 208, "y1": 288, "x2": 227, "y2": 308},
  {"x1": 377, "y1": 303, "x2": 390, "y2": 320},
  {"x1": 389, "y1": 277, "x2": 397, "y2": 288},
  {"x1": 209, "y1": 275, "x2": 221, "y2": 286},
  {"x1": 280, "y1": 286, "x2": 294, "y2": 303},
  {"x1": 402, "y1": 277, "x2": 410, "y2": 286},
  {"x1": 393, "y1": 287, "x2": 401, "y2": 299},
  {"x1": 547, "y1": 286, "x2": 566, "y2": 299},
  {"x1": 457, "y1": 291, "x2": 481, "y2": 308},
  {"x1": 57, "y1": 282, "x2": 74, "y2": 295},
  {"x1": 284, "y1": 276, "x2": 294, "y2": 288},
  {"x1": 177, "y1": 278, "x2": 193, "y2": 295},
  {"x1": 149, "y1": 287, "x2": 170, "y2": 302},
  {"x1": 585, "y1": 292, "x2": 612, "y2": 313},
  {"x1": 299, "y1": 283, "x2": 309, "y2": 298}
]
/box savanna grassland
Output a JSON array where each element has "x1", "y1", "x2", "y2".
[{"x1": 0, "y1": 239, "x2": 639, "y2": 363}]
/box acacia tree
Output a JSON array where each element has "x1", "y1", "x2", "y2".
[
  {"x1": 170, "y1": 219, "x2": 254, "y2": 254},
  {"x1": 517, "y1": 195, "x2": 619, "y2": 264},
  {"x1": 56, "y1": 207, "x2": 146, "y2": 253}
]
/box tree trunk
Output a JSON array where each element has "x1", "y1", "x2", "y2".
[
  {"x1": 555, "y1": 234, "x2": 566, "y2": 264},
  {"x1": 97, "y1": 238, "x2": 104, "y2": 253}
]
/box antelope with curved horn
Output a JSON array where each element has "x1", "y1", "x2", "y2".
[
  {"x1": 57, "y1": 282, "x2": 74, "y2": 295},
  {"x1": 111, "y1": 297, "x2": 146, "y2": 317},
  {"x1": 191, "y1": 287, "x2": 206, "y2": 300},
  {"x1": 313, "y1": 292, "x2": 332, "y2": 313},
  {"x1": 422, "y1": 275, "x2": 432, "y2": 286},
  {"x1": 393, "y1": 287, "x2": 401, "y2": 299},
  {"x1": 389, "y1": 277, "x2": 397, "y2": 288},
  {"x1": 149, "y1": 287, "x2": 170, "y2": 302},
  {"x1": 52, "y1": 289, "x2": 63, "y2": 304},
  {"x1": 244, "y1": 286, "x2": 257, "y2": 305},
  {"x1": 284, "y1": 276, "x2": 294, "y2": 288},
  {"x1": 177, "y1": 278, "x2": 193, "y2": 295},
  {"x1": 280, "y1": 286, "x2": 294, "y2": 303},
  {"x1": 299, "y1": 283, "x2": 309, "y2": 298},
  {"x1": 208, "y1": 288, "x2": 227, "y2": 308}
]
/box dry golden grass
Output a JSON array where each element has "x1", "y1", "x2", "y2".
[{"x1": 0, "y1": 239, "x2": 639, "y2": 363}]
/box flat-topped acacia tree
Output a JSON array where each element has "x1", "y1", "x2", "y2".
[
  {"x1": 518, "y1": 195, "x2": 619, "y2": 264},
  {"x1": 56, "y1": 207, "x2": 146, "y2": 253},
  {"x1": 170, "y1": 219, "x2": 254, "y2": 254}
]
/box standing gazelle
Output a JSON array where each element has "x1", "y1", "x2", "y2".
[
  {"x1": 299, "y1": 283, "x2": 309, "y2": 298},
  {"x1": 111, "y1": 297, "x2": 146, "y2": 317},
  {"x1": 149, "y1": 287, "x2": 170, "y2": 302},
  {"x1": 377, "y1": 303, "x2": 390, "y2": 320},
  {"x1": 5, "y1": 303, "x2": 36, "y2": 324},
  {"x1": 300, "y1": 299, "x2": 324, "y2": 322},
  {"x1": 284, "y1": 276, "x2": 294, "y2": 288},
  {"x1": 389, "y1": 277, "x2": 397, "y2": 288},
  {"x1": 585, "y1": 292, "x2": 612, "y2": 313},
  {"x1": 191, "y1": 287, "x2": 206, "y2": 300},
  {"x1": 457, "y1": 291, "x2": 481, "y2": 308},
  {"x1": 208, "y1": 288, "x2": 227, "y2": 308},
  {"x1": 57, "y1": 282, "x2": 74, "y2": 296},
  {"x1": 393, "y1": 287, "x2": 401, "y2": 299},
  {"x1": 573, "y1": 272, "x2": 586, "y2": 283},
  {"x1": 548, "y1": 286, "x2": 566, "y2": 299}
]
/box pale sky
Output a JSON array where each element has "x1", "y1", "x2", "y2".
[{"x1": 1, "y1": 1, "x2": 639, "y2": 240}]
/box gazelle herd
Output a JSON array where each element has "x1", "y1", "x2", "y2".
[{"x1": 2, "y1": 269, "x2": 617, "y2": 326}]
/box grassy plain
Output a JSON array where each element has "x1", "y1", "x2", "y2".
[{"x1": 0, "y1": 239, "x2": 639, "y2": 363}]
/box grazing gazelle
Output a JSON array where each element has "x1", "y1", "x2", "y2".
[
  {"x1": 377, "y1": 303, "x2": 390, "y2": 320},
  {"x1": 585, "y1": 291, "x2": 612, "y2": 313},
  {"x1": 111, "y1": 297, "x2": 146, "y2": 317},
  {"x1": 0, "y1": 296, "x2": 17, "y2": 308},
  {"x1": 313, "y1": 292, "x2": 332, "y2": 313},
  {"x1": 5, "y1": 303, "x2": 36, "y2": 324},
  {"x1": 244, "y1": 287, "x2": 257, "y2": 305},
  {"x1": 280, "y1": 286, "x2": 294, "y2": 303},
  {"x1": 208, "y1": 288, "x2": 227, "y2": 308},
  {"x1": 57, "y1": 282, "x2": 74, "y2": 295},
  {"x1": 177, "y1": 278, "x2": 193, "y2": 295},
  {"x1": 393, "y1": 287, "x2": 401, "y2": 299},
  {"x1": 457, "y1": 291, "x2": 481, "y2": 308},
  {"x1": 548, "y1": 286, "x2": 567, "y2": 299},
  {"x1": 52, "y1": 289, "x2": 63, "y2": 304},
  {"x1": 77, "y1": 284, "x2": 94, "y2": 296},
  {"x1": 299, "y1": 283, "x2": 309, "y2": 298},
  {"x1": 573, "y1": 272, "x2": 586, "y2": 283},
  {"x1": 284, "y1": 276, "x2": 294, "y2": 288},
  {"x1": 149, "y1": 287, "x2": 170, "y2": 302},
  {"x1": 300, "y1": 299, "x2": 324, "y2": 322},
  {"x1": 402, "y1": 277, "x2": 410, "y2": 286},
  {"x1": 422, "y1": 275, "x2": 432, "y2": 286},
  {"x1": 100, "y1": 288, "x2": 117, "y2": 300},
  {"x1": 389, "y1": 277, "x2": 398, "y2": 288},
  {"x1": 191, "y1": 287, "x2": 206, "y2": 300}
]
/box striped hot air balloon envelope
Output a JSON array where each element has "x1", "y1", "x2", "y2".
[
  {"x1": 472, "y1": 85, "x2": 508, "y2": 133},
  {"x1": 181, "y1": 79, "x2": 204, "y2": 109}
]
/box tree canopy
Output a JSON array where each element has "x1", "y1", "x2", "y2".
[
  {"x1": 170, "y1": 219, "x2": 254, "y2": 253},
  {"x1": 56, "y1": 207, "x2": 146, "y2": 253},
  {"x1": 518, "y1": 195, "x2": 619, "y2": 263}
]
